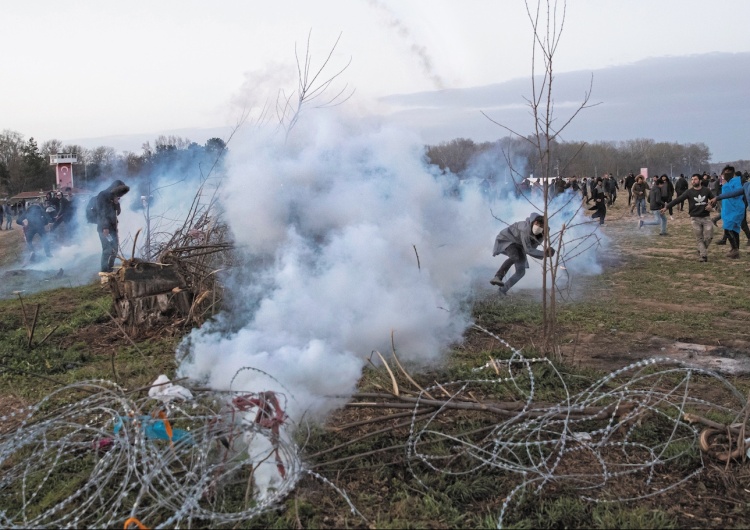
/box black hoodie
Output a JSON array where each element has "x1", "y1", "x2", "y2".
[{"x1": 95, "y1": 179, "x2": 130, "y2": 232}]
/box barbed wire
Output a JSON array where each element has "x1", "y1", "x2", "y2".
[
  {"x1": 1, "y1": 328, "x2": 748, "y2": 528},
  {"x1": 0, "y1": 379, "x2": 308, "y2": 528},
  {"x1": 403, "y1": 325, "x2": 747, "y2": 528}
]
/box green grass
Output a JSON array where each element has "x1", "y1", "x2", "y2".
[{"x1": 0, "y1": 282, "x2": 181, "y2": 402}]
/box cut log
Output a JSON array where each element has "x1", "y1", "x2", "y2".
[{"x1": 106, "y1": 259, "x2": 194, "y2": 337}]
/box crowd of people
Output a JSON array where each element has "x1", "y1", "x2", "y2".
[
  {"x1": 1, "y1": 189, "x2": 78, "y2": 261},
  {"x1": 630, "y1": 166, "x2": 750, "y2": 262},
  {"x1": 490, "y1": 166, "x2": 749, "y2": 294}
]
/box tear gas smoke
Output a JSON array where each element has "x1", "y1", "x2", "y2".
[
  {"x1": 177, "y1": 111, "x2": 605, "y2": 424},
  {"x1": 0, "y1": 150, "x2": 221, "y2": 299}
]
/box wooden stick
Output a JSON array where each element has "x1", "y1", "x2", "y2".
[
  {"x1": 312, "y1": 414, "x2": 438, "y2": 459},
  {"x1": 308, "y1": 443, "x2": 407, "y2": 470},
  {"x1": 391, "y1": 330, "x2": 435, "y2": 400},
  {"x1": 131, "y1": 228, "x2": 142, "y2": 261},
  {"x1": 16, "y1": 292, "x2": 31, "y2": 340},
  {"x1": 27, "y1": 304, "x2": 40, "y2": 349},
  {"x1": 329, "y1": 410, "x2": 432, "y2": 432},
  {"x1": 683, "y1": 412, "x2": 744, "y2": 435},
  {"x1": 373, "y1": 350, "x2": 399, "y2": 397},
  {"x1": 345, "y1": 393, "x2": 636, "y2": 420},
  {"x1": 36, "y1": 324, "x2": 60, "y2": 347},
  {"x1": 111, "y1": 348, "x2": 120, "y2": 385}
]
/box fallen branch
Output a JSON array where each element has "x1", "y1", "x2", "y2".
[
  {"x1": 328, "y1": 410, "x2": 430, "y2": 432},
  {"x1": 36, "y1": 325, "x2": 60, "y2": 347},
  {"x1": 344, "y1": 392, "x2": 637, "y2": 421}
]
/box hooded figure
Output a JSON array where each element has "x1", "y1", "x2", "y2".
[
  {"x1": 95, "y1": 179, "x2": 130, "y2": 272},
  {"x1": 490, "y1": 212, "x2": 553, "y2": 295}
]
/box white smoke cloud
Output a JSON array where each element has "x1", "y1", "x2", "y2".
[
  {"x1": 0, "y1": 158, "x2": 221, "y2": 298},
  {"x1": 0, "y1": 200, "x2": 117, "y2": 293},
  {"x1": 176, "y1": 109, "x2": 604, "y2": 423}
]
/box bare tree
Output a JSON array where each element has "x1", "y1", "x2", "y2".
[
  {"x1": 276, "y1": 30, "x2": 355, "y2": 139},
  {"x1": 111, "y1": 33, "x2": 357, "y2": 333},
  {"x1": 482, "y1": 0, "x2": 598, "y2": 354}
]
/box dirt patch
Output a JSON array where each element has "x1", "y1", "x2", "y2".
[
  {"x1": 0, "y1": 394, "x2": 31, "y2": 435},
  {"x1": 0, "y1": 226, "x2": 24, "y2": 268},
  {"x1": 0, "y1": 228, "x2": 83, "y2": 298},
  {"x1": 562, "y1": 331, "x2": 750, "y2": 375}
]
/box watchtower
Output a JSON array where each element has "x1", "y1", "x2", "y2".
[{"x1": 49, "y1": 153, "x2": 77, "y2": 190}]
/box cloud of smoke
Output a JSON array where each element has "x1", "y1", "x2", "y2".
[
  {"x1": 0, "y1": 201, "x2": 110, "y2": 298},
  {"x1": 176, "y1": 110, "x2": 604, "y2": 424},
  {"x1": 0, "y1": 149, "x2": 223, "y2": 298}
]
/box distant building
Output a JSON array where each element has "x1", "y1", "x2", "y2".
[{"x1": 50, "y1": 153, "x2": 78, "y2": 189}]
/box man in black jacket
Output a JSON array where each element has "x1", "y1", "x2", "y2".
[
  {"x1": 603, "y1": 174, "x2": 618, "y2": 206},
  {"x1": 638, "y1": 182, "x2": 668, "y2": 235},
  {"x1": 663, "y1": 174, "x2": 715, "y2": 261},
  {"x1": 95, "y1": 179, "x2": 130, "y2": 272},
  {"x1": 589, "y1": 177, "x2": 607, "y2": 225},
  {"x1": 17, "y1": 202, "x2": 53, "y2": 260},
  {"x1": 624, "y1": 172, "x2": 636, "y2": 206},
  {"x1": 674, "y1": 174, "x2": 689, "y2": 211}
]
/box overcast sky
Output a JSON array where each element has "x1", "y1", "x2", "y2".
[{"x1": 2, "y1": 0, "x2": 749, "y2": 159}]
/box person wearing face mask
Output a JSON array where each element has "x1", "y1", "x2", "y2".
[
  {"x1": 94, "y1": 179, "x2": 130, "y2": 272},
  {"x1": 490, "y1": 212, "x2": 554, "y2": 296},
  {"x1": 661, "y1": 174, "x2": 715, "y2": 262}
]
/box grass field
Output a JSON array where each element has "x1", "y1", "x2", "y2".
[{"x1": 2, "y1": 197, "x2": 750, "y2": 528}]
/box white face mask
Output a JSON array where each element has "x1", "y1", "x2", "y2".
[{"x1": 532, "y1": 224, "x2": 544, "y2": 235}]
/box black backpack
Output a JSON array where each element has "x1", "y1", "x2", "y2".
[{"x1": 85, "y1": 196, "x2": 99, "y2": 224}]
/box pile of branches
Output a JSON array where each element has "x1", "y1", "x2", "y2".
[{"x1": 108, "y1": 161, "x2": 236, "y2": 335}]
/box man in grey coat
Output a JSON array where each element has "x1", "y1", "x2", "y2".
[{"x1": 490, "y1": 212, "x2": 554, "y2": 295}]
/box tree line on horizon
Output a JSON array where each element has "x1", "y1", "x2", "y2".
[
  {"x1": 426, "y1": 136, "x2": 749, "y2": 182},
  {"x1": 3, "y1": 128, "x2": 747, "y2": 199},
  {"x1": 0, "y1": 130, "x2": 227, "y2": 198}
]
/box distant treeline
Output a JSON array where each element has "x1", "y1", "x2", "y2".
[
  {"x1": 425, "y1": 136, "x2": 745, "y2": 180},
  {"x1": 0, "y1": 130, "x2": 226, "y2": 196}
]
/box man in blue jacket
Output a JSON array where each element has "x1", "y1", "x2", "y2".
[{"x1": 710, "y1": 166, "x2": 749, "y2": 259}]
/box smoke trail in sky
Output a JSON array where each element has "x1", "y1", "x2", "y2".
[
  {"x1": 176, "y1": 110, "x2": 604, "y2": 425},
  {"x1": 364, "y1": 0, "x2": 445, "y2": 90}
]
